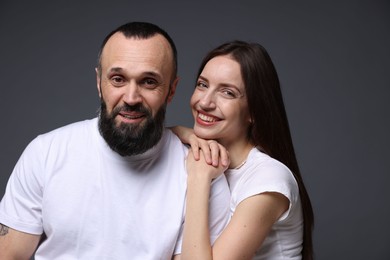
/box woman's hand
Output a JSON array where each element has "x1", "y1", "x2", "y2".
[
  {"x1": 186, "y1": 149, "x2": 229, "y2": 182},
  {"x1": 170, "y1": 126, "x2": 229, "y2": 167}
]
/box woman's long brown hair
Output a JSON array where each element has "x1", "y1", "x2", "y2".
[{"x1": 196, "y1": 41, "x2": 314, "y2": 260}]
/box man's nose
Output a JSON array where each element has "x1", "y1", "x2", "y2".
[{"x1": 123, "y1": 82, "x2": 142, "y2": 105}]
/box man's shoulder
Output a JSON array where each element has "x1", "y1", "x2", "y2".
[
  {"x1": 163, "y1": 129, "x2": 190, "y2": 156},
  {"x1": 35, "y1": 118, "x2": 98, "y2": 145},
  {"x1": 163, "y1": 128, "x2": 188, "y2": 149},
  {"x1": 42, "y1": 118, "x2": 97, "y2": 135},
  {"x1": 17, "y1": 118, "x2": 99, "y2": 167}
]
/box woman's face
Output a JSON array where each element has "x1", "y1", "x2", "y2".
[{"x1": 190, "y1": 55, "x2": 251, "y2": 147}]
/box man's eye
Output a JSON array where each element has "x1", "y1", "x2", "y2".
[
  {"x1": 145, "y1": 79, "x2": 157, "y2": 85},
  {"x1": 110, "y1": 76, "x2": 125, "y2": 86},
  {"x1": 141, "y1": 78, "x2": 158, "y2": 88}
]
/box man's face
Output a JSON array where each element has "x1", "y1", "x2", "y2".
[{"x1": 96, "y1": 33, "x2": 178, "y2": 156}]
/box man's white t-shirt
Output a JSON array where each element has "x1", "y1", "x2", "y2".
[{"x1": 0, "y1": 118, "x2": 230, "y2": 259}]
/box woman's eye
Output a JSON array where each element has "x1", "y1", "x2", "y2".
[
  {"x1": 196, "y1": 81, "x2": 208, "y2": 89},
  {"x1": 221, "y1": 89, "x2": 237, "y2": 98}
]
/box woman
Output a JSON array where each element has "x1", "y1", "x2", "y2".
[{"x1": 174, "y1": 41, "x2": 314, "y2": 259}]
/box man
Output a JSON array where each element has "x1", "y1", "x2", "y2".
[{"x1": 0, "y1": 22, "x2": 230, "y2": 259}]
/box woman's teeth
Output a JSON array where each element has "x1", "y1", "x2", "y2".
[{"x1": 199, "y1": 113, "x2": 216, "y2": 122}]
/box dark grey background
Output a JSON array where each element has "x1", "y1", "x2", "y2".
[{"x1": 1, "y1": 1, "x2": 389, "y2": 259}]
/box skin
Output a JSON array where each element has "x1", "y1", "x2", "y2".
[
  {"x1": 96, "y1": 33, "x2": 178, "y2": 126},
  {"x1": 0, "y1": 32, "x2": 179, "y2": 259},
  {"x1": 175, "y1": 55, "x2": 290, "y2": 260},
  {"x1": 190, "y1": 56, "x2": 252, "y2": 168},
  {"x1": 0, "y1": 224, "x2": 40, "y2": 259}
]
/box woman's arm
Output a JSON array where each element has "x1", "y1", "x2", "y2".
[
  {"x1": 211, "y1": 193, "x2": 289, "y2": 260},
  {"x1": 181, "y1": 150, "x2": 227, "y2": 260},
  {"x1": 169, "y1": 126, "x2": 194, "y2": 146},
  {"x1": 181, "y1": 153, "x2": 289, "y2": 260}
]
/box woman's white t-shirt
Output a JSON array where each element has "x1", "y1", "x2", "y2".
[{"x1": 225, "y1": 148, "x2": 303, "y2": 260}]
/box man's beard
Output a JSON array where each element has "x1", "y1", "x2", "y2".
[{"x1": 98, "y1": 100, "x2": 166, "y2": 156}]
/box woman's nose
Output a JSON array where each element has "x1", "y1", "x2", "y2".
[{"x1": 198, "y1": 90, "x2": 217, "y2": 110}]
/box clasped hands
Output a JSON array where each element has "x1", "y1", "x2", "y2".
[{"x1": 171, "y1": 126, "x2": 230, "y2": 181}]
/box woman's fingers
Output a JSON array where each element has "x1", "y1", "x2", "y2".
[{"x1": 186, "y1": 135, "x2": 230, "y2": 168}]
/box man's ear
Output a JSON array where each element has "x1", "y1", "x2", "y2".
[
  {"x1": 167, "y1": 77, "x2": 179, "y2": 103},
  {"x1": 95, "y1": 68, "x2": 102, "y2": 98}
]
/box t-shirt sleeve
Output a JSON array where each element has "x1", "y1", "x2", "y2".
[
  {"x1": 173, "y1": 220, "x2": 184, "y2": 255},
  {"x1": 236, "y1": 161, "x2": 299, "y2": 222},
  {"x1": 0, "y1": 136, "x2": 44, "y2": 235}
]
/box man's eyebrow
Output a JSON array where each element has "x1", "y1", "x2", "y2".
[
  {"x1": 107, "y1": 68, "x2": 164, "y2": 82},
  {"x1": 109, "y1": 67, "x2": 123, "y2": 73},
  {"x1": 108, "y1": 68, "x2": 161, "y2": 77},
  {"x1": 143, "y1": 71, "x2": 162, "y2": 79}
]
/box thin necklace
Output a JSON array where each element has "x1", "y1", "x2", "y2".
[
  {"x1": 234, "y1": 159, "x2": 247, "y2": 170},
  {"x1": 234, "y1": 145, "x2": 255, "y2": 169}
]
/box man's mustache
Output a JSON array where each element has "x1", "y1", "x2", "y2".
[{"x1": 112, "y1": 104, "x2": 151, "y2": 117}]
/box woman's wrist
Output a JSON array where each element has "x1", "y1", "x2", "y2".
[{"x1": 187, "y1": 169, "x2": 214, "y2": 185}]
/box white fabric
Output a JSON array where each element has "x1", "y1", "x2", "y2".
[
  {"x1": 0, "y1": 118, "x2": 230, "y2": 260},
  {"x1": 225, "y1": 147, "x2": 303, "y2": 260}
]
